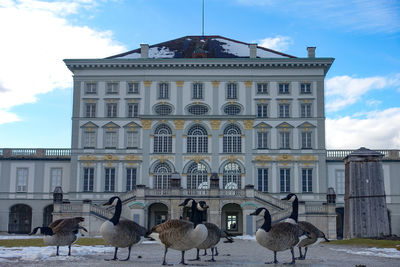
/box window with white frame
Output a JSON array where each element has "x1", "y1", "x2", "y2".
[
  {"x1": 278, "y1": 83, "x2": 290, "y2": 94},
  {"x1": 335, "y1": 170, "x2": 345, "y2": 194},
  {"x1": 50, "y1": 168, "x2": 62, "y2": 192},
  {"x1": 106, "y1": 82, "x2": 119, "y2": 94},
  {"x1": 127, "y1": 103, "x2": 139, "y2": 118},
  {"x1": 223, "y1": 124, "x2": 242, "y2": 153},
  {"x1": 280, "y1": 131, "x2": 290, "y2": 149},
  {"x1": 105, "y1": 129, "x2": 118, "y2": 148},
  {"x1": 280, "y1": 168, "x2": 290, "y2": 192},
  {"x1": 301, "y1": 131, "x2": 312, "y2": 149},
  {"x1": 257, "y1": 83, "x2": 268, "y2": 94},
  {"x1": 84, "y1": 130, "x2": 96, "y2": 148},
  {"x1": 127, "y1": 82, "x2": 139, "y2": 94},
  {"x1": 257, "y1": 168, "x2": 268, "y2": 192},
  {"x1": 85, "y1": 103, "x2": 96, "y2": 118},
  {"x1": 16, "y1": 168, "x2": 28, "y2": 192},
  {"x1": 105, "y1": 167, "x2": 115, "y2": 192},
  {"x1": 257, "y1": 104, "x2": 268, "y2": 118},
  {"x1": 301, "y1": 103, "x2": 312, "y2": 118},
  {"x1": 158, "y1": 83, "x2": 169, "y2": 99},
  {"x1": 126, "y1": 129, "x2": 139, "y2": 148},
  {"x1": 279, "y1": 104, "x2": 290, "y2": 118},
  {"x1": 187, "y1": 125, "x2": 208, "y2": 153},
  {"x1": 302, "y1": 168, "x2": 312, "y2": 192},
  {"x1": 126, "y1": 168, "x2": 137, "y2": 191},
  {"x1": 154, "y1": 124, "x2": 172, "y2": 153},
  {"x1": 154, "y1": 163, "x2": 171, "y2": 189},
  {"x1": 187, "y1": 162, "x2": 208, "y2": 189},
  {"x1": 223, "y1": 162, "x2": 241, "y2": 189},
  {"x1": 300, "y1": 83, "x2": 311, "y2": 94},
  {"x1": 257, "y1": 131, "x2": 268, "y2": 149},
  {"x1": 106, "y1": 103, "x2": 118, "y2": 117},
  {"x1": 83, "y1": 167, "x2": 94, "y2": 192},
  {"x1": 85, "y1": 82, "x2": 97, "y2": 94},
  {"x1": 226, "y1": 83, "x2": 237, "y2": 99},
  {"x1": 192, "y1": 83, "x2": 203, "y2": 99}
]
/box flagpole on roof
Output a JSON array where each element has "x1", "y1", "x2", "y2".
[{"x1": 202, "y1": 0, "x2": 205, "y2": 36}]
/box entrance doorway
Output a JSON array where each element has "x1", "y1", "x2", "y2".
[
  {"x1": 43, "y1": 205, "x2": 53, "y2": 227},
  {"x1": 221, "y1": 203, "x2": 242, "y2": 235},
  {"x1": 148, "y1": 203, "x2": 169, "y2": 229},
  {"x1": 8, "y1": 204, "x2": 32, "y2": 234}
]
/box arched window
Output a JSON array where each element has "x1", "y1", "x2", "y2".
[
  {"x1": 154, "y1": 124, "x2": 172, "y2": 153},
  {"x1": 223, "y1": 124, "x2": 241, "y2": 153},
  {"x1": 187, "y1": 125, "x2": 208, "y2": 153},
  {"x1": 223, "y1": 163, "x2": 241, "y2": 189},
  {"x1": 154, "y1": 163, "x2": 172, "y2": 189},
  {"x1": 187, "y1": 162, "x2": 208, "y2": 189}
]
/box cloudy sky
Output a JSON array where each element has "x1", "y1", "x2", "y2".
[{"x1": 0, "y1": 0, "x2": 399, "y2": 149}]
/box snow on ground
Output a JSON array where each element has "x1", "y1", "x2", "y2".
[
  {"x1": 232, "y1": 235, "x2": 255, "y2": 241},
  {"x1": 330, "y1": 247, "x2": 400, "y2": 258},
  {"x1": 0, "y1": 235, "x2": 41, "y2": 240}
]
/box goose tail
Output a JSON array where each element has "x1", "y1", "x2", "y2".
[{"x1": 222, "y1": 231, "x2": 234, "y2": 243}]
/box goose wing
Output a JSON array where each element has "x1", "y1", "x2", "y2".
[
  {"x1": 50, "y1": 217, "x2": 84, "y2": 233},
  {"x1": 117, "y1": 219, "x2": 147, "y2": 241},
  {"x1": 154, "y1": 219, "x2": 194, "y2": 247},
  {"x1": 270, "y1": 222, "x2": 301, "y2": 248}
]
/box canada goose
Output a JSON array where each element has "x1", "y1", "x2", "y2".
[
  {"x1": 29, "y1": 217, "x2": 87, "y2": 256},
  {"x1": 148, "y1": 198, "x2": 208, "y2": 265},
  {"x1": 100, "y1": 196, "x2": 147, "y2": 261},
  {"x1": 250, "y1": 207, "x2": 305, "y2": 264},
  {"x1": 281, "y1": 193, "x2": 330, "y2": 260},
  {"x1": 188, "y1": 200, "x2": 234, "y2": 262}
]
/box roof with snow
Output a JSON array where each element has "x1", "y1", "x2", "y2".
[{"x1": 107, "y1": 35, "x2": 296, "y2": 59}]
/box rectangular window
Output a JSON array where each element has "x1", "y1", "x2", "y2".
[
  {"x1": 280, "y1": 131, "x2": 290, "y2": 149},
  {"x1": 280, "y1": 169, "x2": 290, "y2": 192},
  {"x1": 85, "y1": 82, "x2": 97, "y2": 94},
  {"x1": 127, "y1": 82, "x2": 139, "y2": 94},
  {"x1": 158, "y1": 83, "x2": 169, "y2": 99},
  {"x1": 258, "y1": 168, "x2": 268, "y2": 192},
  {"x1": 83, "y1": 167, "x2": 94, "y2": 192},
  {"x1": 301, "y1": 131, "x2": 312, "y2": 149},
  {"x1": 226, "y1": 83, "x2": 237, "y2": 99},
  {"x1": 105, "y1": 131, "x2": 117, "y2": 148},
  {"x1": 126, "y1": 168, "x2": 137, "y2": 191},
  {"x1": 257, "y1": 83, "x2": 268, "y2": 94},
  {"x1": 301, "y1": 103, "x2": 312, "y2": 118},
  {"x1": 105, "y1": 168, "x2": 115, "y2": 192},
  {"x1": 226, "y1": 214, "x2": 238, "y2": 231},
  {"x1": 84, "y1": 130, "x2": 96, "y2": 148},
  {"x1": 279, "y1": 104, "x2": 290, "y2": 118},
  {"x1": 257, "y1": 104, "x2": 268, "y2": 118},
  {"x1": 127, "y1": 103, "x2": 139, "y2": 118},
  {"x1": 106, "y1": 103, "x2": 117, "y2": 117},
  {"x1": 257, "y1": 131, "x2": 268, "y2": 149},
  {"x1": 336, "y1": 170, "x2": 345, "y2": 194},
  {"x1": 192, "y1": 83, "x2": 203, "y2": 99},
  {"x1": 302, "y1": 169, "x2": 313, "y2": 192},
  {"x1": 50, "y1": 168, "x2": 62, "y2": 192},
  {"x1": 126, "y1": 130, "x2": 138, "y2": 148},
  {"x1": 107, "y1": 82, "x2": 119, "y2": 94},
  {"x1": 278, "y1": 83, "x2": 290, "y2": 94},
  {"x1": 300, "y1": 83, "x2": 311, "y2": 94},
  {"x1": 85, "y1": 103, "x2": 96, "y2": 118},
  {"x1": 16, "y1": 168, "x2": 28, "y2": 192}
]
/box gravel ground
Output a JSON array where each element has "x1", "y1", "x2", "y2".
[{"x1": 1, "y1": 239, "x2": 399, "y2": 267}]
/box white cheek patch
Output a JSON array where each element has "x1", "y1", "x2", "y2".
[
  {"x1": 259, "y1": 209, "x2": 266, "y2": 217},
  {"x1": 197, "y1": 203, "x2": 204, "y2": 211},
  {"x1": 289, "y1": 195, "x2": 296, "y2": 202}
]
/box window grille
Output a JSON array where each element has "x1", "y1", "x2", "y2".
[
  {"x1": 154, "y1": 163, "x2": 172, "y2": 189},
  {"x1": 154, "y1": 124, "x2": 172, "y2": 153},
  {"x1": 155, "y1": 104, "x2": 173, "y2": 115},
  {"x1": 188, "y1": 105, "x2": 208, "y2": 115},
  {"x1": 105, "y1": 168, "x2": 115, "y2": 192},
  {"x1": 223, "y1": 104, "x2": 241, "y2": 115},
  {"x1": 280, "y1": 169, "x2": 290, "y2": 192},
  {"x1": 226, "y1": 83, "x2": 237, "y2": 99},
  {"x1": 223, "y1": 163, "x2": 241, "y2": 189},
  {"x1": 257, "y1": 168, "x2": 268, "y2": 192},
  {"x1": 302, "y1": 168, "x2": 312, "y2": 192},
  {"x1": 187, "y1": 162, "x2": 208, "y2": 189},
  {"x1": 187, "y1": 125, "x2": 208, "y2": 153},
  {"x1": 83, "y1": 167, "x2": 94, "y2": 192},
  {"x1": 223, "y1": 125, "x2": 242, "y2": 153}
]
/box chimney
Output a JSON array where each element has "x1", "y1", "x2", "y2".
[
  {"x1": 249, "y1": 43, "x2": 257, "y2": 58},
  {"x1": 141, "y1": 44, "x2": 149, "y2": 59},
  {"x1": 307, "y1": 47, "x2": 316, "y2": 58}
]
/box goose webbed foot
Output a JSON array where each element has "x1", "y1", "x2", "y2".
[
  {"x1": 295, "y1": 256, "x2": 305, "y2": 260},
  {"x1": 265, "y1": 260, "x2": 279, "y2": 264},
  {"x1": 119, "y1": 257, "x2": 130, "y2": 261},
  {"x1": 205, "y1": 258, "x2": 216, "y2": 262},
  {"x1": 104, "y1": 258, "x2": 118, "y2": 261}
]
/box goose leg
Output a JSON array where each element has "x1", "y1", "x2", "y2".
[
  {"x1": 179, "y1": 251, "x2": 188, "y2": 265},
  {"x1": 303, "y1": 247, "x2": 308, "y2": 259},
  {"x1": 296, "y1": 247, "x2": 305, "y2": 260},
  {"x1": 202, "y1": 249, "x2": 207, "y2": 256},
  {"x1": 215, "y1": 247, "x2": 219, "y2": 256},
  {"x1": 120, "y1": 246, "x2": 131, "y2": 261},
  {"x1": 162, "y1": 247, "x2": 172, "y2": 266},
  {"x1": 56, "y1": 246, "x2": 59, "y2": 256},
  {"x1": 205, "y1": 247, "x2": 216, "y2": 262},
  {"x1": 105, "y1": 247, "x2": 118, "y2": 261},
  {"x1": 286, "y1": 247, "x2": 296, "y2": 265},
  {"x1": 189, "y1": 248, "x2": 200, "y2": 261},
  {"x1": 265, "y1": 251, "x2": 278, "y2": 264},
  {"x1": 68, "y1": 245, "x2": 71, "y2": 256}
]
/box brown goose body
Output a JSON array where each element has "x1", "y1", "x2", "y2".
[
  {"x1": 196, "y1": 222, "x2": 221, "y2": 250},
  {"x1": 100, "y1": 219, "x2": 147, "y2": 248}
]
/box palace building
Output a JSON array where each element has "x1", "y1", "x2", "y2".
[{"x1": 1, "y1": 36, "x2": 399, "y2": 237}]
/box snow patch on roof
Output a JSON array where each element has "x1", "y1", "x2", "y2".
[
  {"x1": 148, "y1": 46, "x2": 175, "y2": 58},
  {"x1": 215, "y1": 38, "x2": 249, "y2": 57},
  {"x1": 118, "y1": 52, "x2": 141, "y2": 59}
]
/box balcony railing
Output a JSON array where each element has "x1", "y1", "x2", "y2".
[
  {"x1": 0, "y1": 148, "x2": 71, "y2": 159},
  {"x1": 326, "y1": 149, "x2": 399, "y2": 160}
]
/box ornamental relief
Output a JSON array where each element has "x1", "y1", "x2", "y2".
[
  {"x1": 210, "y1": 120, "x2": 221, "y2": 130},
  {"x1": 243, "y1": 120, "x2": 254, "y2": 130},
  {"x1": 80, "y1": 155, "x2": 98, "y2": 161},
  {"x1": 174, "y1": 120, "x2": 185, "y2": 130},
  {"x1": 141, "y1": 119, "x2": 152, "y2": 130},
  {"x1": 221, "y1": 155, "x2": 244, "y2": 163},
  {"x1": 151, "y1": 155, "x2": 174, "y2": 163}
]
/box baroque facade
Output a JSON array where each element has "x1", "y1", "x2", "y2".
[{"x1": 0, "y1": 36, "x2": 399, "y2": 237}]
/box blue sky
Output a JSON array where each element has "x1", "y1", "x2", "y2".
[{"x1": 0, "y1": 0, "x2": 399, "y2": 149}]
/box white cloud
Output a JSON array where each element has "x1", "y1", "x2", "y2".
[
  {"x1": 0, "y1": 0, "x2": 126, "y2": 124},
  {"x1": 0, "y1": 109, "x2": 21, "y2": 125},
  {"x1": 326, "y1": 108, "x2": 400, "y2": 149},
  {"x1": 325, "y1": 74, "x2": 400, "y2": 112},
  {"x1": 258, "y1": 36, "x2": 292, "y2": 52}
]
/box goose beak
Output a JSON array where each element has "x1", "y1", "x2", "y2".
[
  {"x1": 250, "y1": 211, "x2": 256, "y2": 216},
  {"x1": 281, "y1": 196, "x2": 288, "y2": 200},
  {"x1": 178, "y1": 202, "x2": 185, "y2": 206}
]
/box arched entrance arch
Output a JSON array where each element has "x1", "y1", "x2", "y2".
[
  {"x1": 148, "y1": 202, "x2": 169, "y2": 229},
  {"x1": 43, "y1": 204, "x2": 53, "y2": 227},
  {"x1": 8, "y1": 204, "x2": 32, "y2": 234},
  {"x1": 221, "y1": 203, "x2": 243, "y2": 235}
]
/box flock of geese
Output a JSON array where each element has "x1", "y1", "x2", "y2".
[{"x1": 29, "y1": 193, "x2": 329, "y2": 265}]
